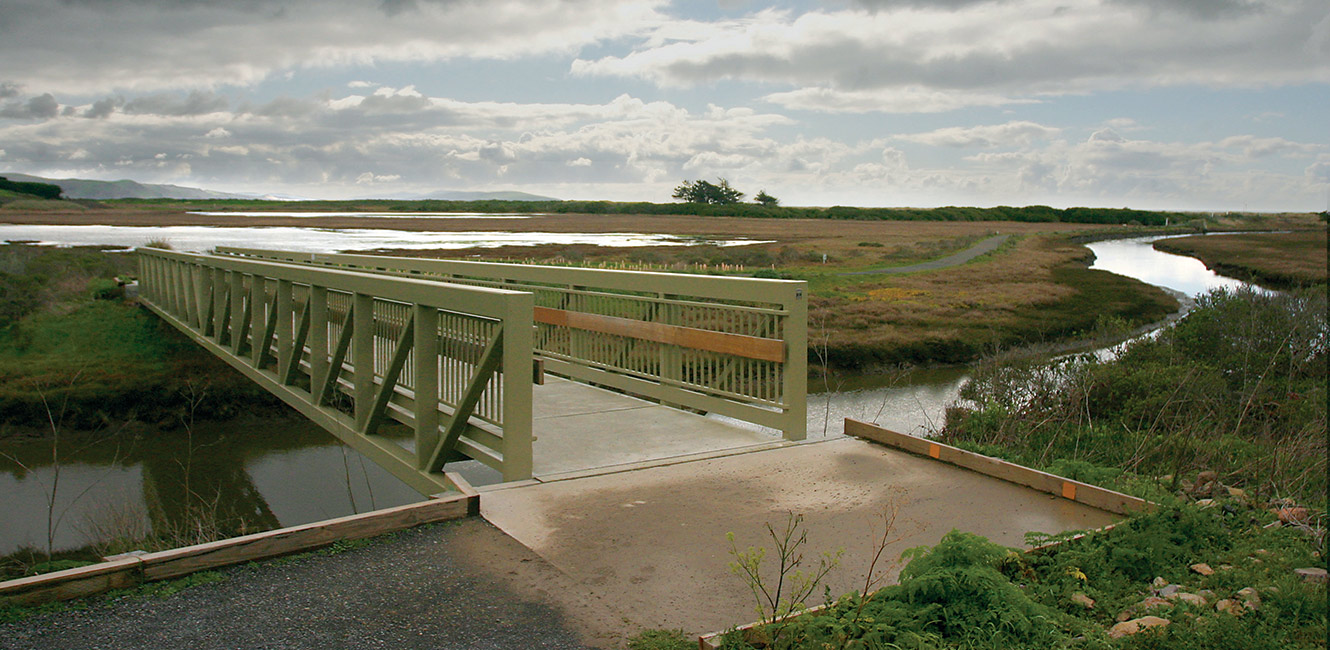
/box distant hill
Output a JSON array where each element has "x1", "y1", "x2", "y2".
[
  {"x1": 0, "y1": 174, "x2": 559, "y2": 202},
  {"x1": 416, "y1": 190, "x2": 559, "y2": 201},
  {"x1": 1, "y1": 173, "x2": 251, "y2": 200}
]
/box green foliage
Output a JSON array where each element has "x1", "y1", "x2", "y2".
[
  {"x1": 0, "y1": 244, "x2": 279, "y2": 429},
  {"x1": 945, "y1": 286, "x2": 1328, "y2": 507},
  {"x1": 727, "y1": 512, "x2": 843, "y2": 633},
  {"x1": 754, "y1": 190, "x2": 779, "y2": 207},
  {"x1": 731, "y1": 505, "x2": 1325, "y2": 650},
  {"x1": 25, "y1": 559, "x2": 96, "y2": 576},
  {"x1": 627, "y1": 629, "x2": 695, "y2": 650},
  {"x1": 673, "y1": 178, "x2": 745, "y2": 205},
  {"x1": 87, "y1": 278, "x2": 124, "y2": 300},
  {"x1": 0, "y1": 176, "x2": 63, "y2": 200}
]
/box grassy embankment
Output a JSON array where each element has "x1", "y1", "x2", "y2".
[
  {"x1": 0, "y1": 244, "x2": 279, "y2": 434},
  {"x1": 1153, "y1": 230, "x2": 1328, "y2": 289},
  {"x1": 713, "y1": 286, "x2": 1326, "y2": 650}
]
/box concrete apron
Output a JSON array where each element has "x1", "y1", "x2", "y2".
[{"x1": 480, "y1": 437, "x2": 1121, "y2": 636}]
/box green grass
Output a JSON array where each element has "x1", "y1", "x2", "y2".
[
  {"x1": 723, "y1": 505, "x2": 1326, "y2": 650},
  {"x1": 0, "y1": 244, "x2": 278, "y2": 431}
]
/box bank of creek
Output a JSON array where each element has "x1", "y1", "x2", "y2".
[{"x1": 0, "y1": 230, "x2": 1257, "y2": 558}]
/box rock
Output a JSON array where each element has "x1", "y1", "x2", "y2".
[
  {"x1": 1226, "y1": 486, "x2": 1246, "y2": 499},
  {"x1": 1107, "y1": 616, "x2": 1171, "y2": 639},
  {"x1": 1152, "y1": 576, "x2": 1169, "y2": 588},
  {"x1": 1278, "y1": 507, "x2": 1310, "y2": 524},
  {"x1": 1215, "y1": 599, "x2": 1243, "y2": 616},
  {"x1": 1190, "y1": 563, "x2": 1215, "y2": 576},
  {"x1": 1198, "y1": 589, "x2": 1217, "y2": 601},
  {"x1": 1218, "y1": 564, "x2": 1234, "y2": 572},
  {"x1": 1169, "y1": 592, "x2": 1207, "y2": 607},
  {"x1": 1156, "y1": 584, "x2": 1180, "y2": 597},
  {"x1": 1236, "y1": 587, "x2": 1258, "y2": 599},
  {"x1": 1115, "y1": 598, "x2": 1171, "y2": 622},
  {"x1": 1294, "y1": 567, "x2": 1328, "y2": 584},
  {"x1": 1070, "y1": 593, "x2": 1095, "y2": 609},
  {"x1": 1195, "y1": 498, "x2": 1217, "y2": 508}
]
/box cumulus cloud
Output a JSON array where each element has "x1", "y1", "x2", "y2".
[{"x1": 0, "y1": 0, "x2": 670, "y2": 94}]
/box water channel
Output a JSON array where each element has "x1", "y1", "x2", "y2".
[{"x1": 0, "y1": 230, "x2": 1254, "y2": 556}]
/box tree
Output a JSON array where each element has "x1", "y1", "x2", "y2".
[
  {"x1": 754, "y1": 190, "x2": 779, "y2": 207},
  {"x1": 671, "y1": 178, "x2": 744, "y2": 205}
]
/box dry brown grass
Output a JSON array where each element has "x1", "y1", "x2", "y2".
[
  {"x1": 1154, "y1": 230, "x2": 1327, "y2": 288},
  {"x1": 0, "y1": 208, "x2": 1180, "y2": 369}
]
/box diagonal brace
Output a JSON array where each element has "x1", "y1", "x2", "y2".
[
  {"x1": 283, "y1": 299, "x2": 312, "y2": 385},
  {"x1": 361, "y1": 313, "x2": 415, "y2": 437},
  {"x1": 427, "y1": 328, "x2": 504, "y2": 472},
  {"x1": 317, "y1": 303, "x2": 356, "y2": 406}
]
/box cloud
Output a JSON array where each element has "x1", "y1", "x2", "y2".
[
  {"x1": 355, "y1": 172, "x2": 401, "y2": 184},
  {"x1": 763, "y1": 86, "x2": 1034, "y2": 114},
  {"x1": 896, "y1": 121, "x2": 1061, "y2": 148},
  {"x1": 124, "y1": 91, "x2": 228, "y2": 116},
  {"x1": 574, "y1": 0, "x2": 1330, "y2": 111},
  {"x1": 0, "y1": 0, "x2": 670, "y2": 94},
  {"x1": 0, "y1": 83, "x2": 20, "y2": 99},
  {"x1": 0, "y1": 93, "x2": 59, "y2": 119},
  {"x1": 83, "y1": 97, "x2": 123, "y2": 119}
]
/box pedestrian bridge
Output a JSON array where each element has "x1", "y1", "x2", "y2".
[{"x1": 136, "y1": 247, "x2": 807, "y2": 495}]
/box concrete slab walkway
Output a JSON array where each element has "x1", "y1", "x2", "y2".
[
  {"x1": 481, "y1": 436, "x2": 1120, "y2": 636},
  {"x1": 453, "y1": 376, "x2": 786, "y2": 486}
]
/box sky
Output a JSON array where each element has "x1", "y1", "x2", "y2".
[{"x1": 0, "y1": 0, "x2": 1327, "y2": 211}]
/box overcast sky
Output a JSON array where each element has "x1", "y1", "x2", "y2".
[{"x1": 1, "y1": 0, "x2": 1327, "y2": 210}]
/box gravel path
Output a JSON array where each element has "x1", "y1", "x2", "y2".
[
  {"x1": 839, "y1": 234, "x2": 1010, "y2": 276},
  {"x1": 0, "y1": 519, "x2": 623, "y2": 650}
]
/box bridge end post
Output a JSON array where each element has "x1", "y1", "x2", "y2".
[{"x1": 783, "y1": 283, "x2": 808, "y2": 442}]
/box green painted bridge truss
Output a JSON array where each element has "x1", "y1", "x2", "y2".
[{"x1": 138, "y1": 247, "x2": 807, "y2": 494}]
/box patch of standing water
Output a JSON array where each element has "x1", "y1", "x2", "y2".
[{"x1": 0, "y1": 224, "x2": 770, "y2": 253}]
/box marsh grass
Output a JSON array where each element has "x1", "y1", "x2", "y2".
[
  {"x1": 0, "y1": 244, "x2": 278, "y2": 430},
  {"x1": 1153, "y1": 230, "x2": 1327, "y2": 289},
  {"x1": 943, "y1": 287, "x2": 1327, "y2": 509}
]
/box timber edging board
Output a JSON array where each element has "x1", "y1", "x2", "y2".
[
  {"x1": 698, "y1": 419, "x2": 1156, "y2": 650},
  {"x1": 0, "y1": 481, "x2": 478, "y2": 607},
  {"x1": 843, "y1": 418, "x2": 1153, "y2": 516}
]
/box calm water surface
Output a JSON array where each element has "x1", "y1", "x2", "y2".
[
  {"x1": 0, "y1": 224, "x2": 769, "y2": 253},
  {"x1": 0, "y1": 232, "x2": 1257, "y2": 555}
]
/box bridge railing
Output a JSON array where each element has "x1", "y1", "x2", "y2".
[
  {"x1": 215, "y1": 247, "x2": 808, "y2": 440},
  {"x1": 137, "y1": 247, "x2": 535, "y2": 492}
]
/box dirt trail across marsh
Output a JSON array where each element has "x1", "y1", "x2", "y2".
[{"x1": 839, "y1": 233, "x2": 1011, "y2": 275}]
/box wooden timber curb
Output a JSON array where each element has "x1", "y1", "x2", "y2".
[
  {"x1": 0, "y1": 473, "x2": 479, "y2": 607},
  {"x1": 697, "y1": 419, "x2": 1156, "y2": 649},
  {"x1": 844, "y1": 418, "x2": 1154, "y2": 516}
]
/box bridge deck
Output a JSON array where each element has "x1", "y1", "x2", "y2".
[{"x1": 449, "y1": 376, "x2": 785, "y2": 486}]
